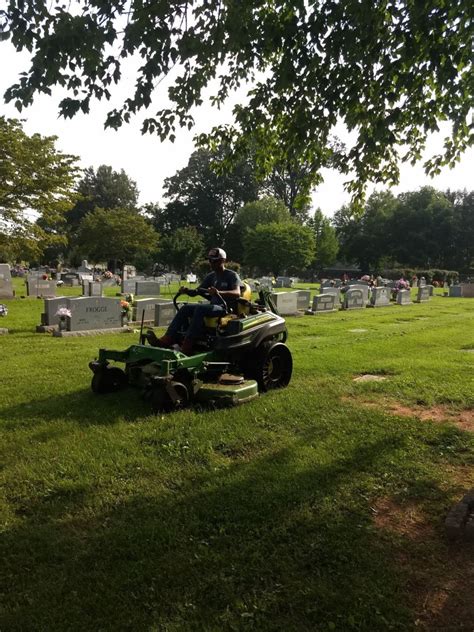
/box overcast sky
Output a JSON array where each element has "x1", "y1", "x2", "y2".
[{"x1": 1, "y1": 42, "x2": 472, "y2": 217}]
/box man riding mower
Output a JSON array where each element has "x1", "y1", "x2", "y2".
[
  {"x1": 147, "y1": 247, "x2": 241, "y2": 355},
  {"x1": 89, "y1": 248, "x2": 293, "y2": 412}
]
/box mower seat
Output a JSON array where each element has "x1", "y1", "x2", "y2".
[{"x1": 203, "y1": 282, "x2": 253, "y2": 329}]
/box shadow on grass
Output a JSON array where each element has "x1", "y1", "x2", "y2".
[
  {"x1": 0, "y1": 386, "x2": 152, "y2": 429},
  {"x1": 0, "y1": 429, "x2": 460, "y2": 632}
]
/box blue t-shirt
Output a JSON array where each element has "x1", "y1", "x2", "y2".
[{"x1": 201, "y1": 269, "x2": 241, "y2": 306}]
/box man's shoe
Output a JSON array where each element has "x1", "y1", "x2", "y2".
[{"x1": 145, "y1": 331, "x2": 174, "y2": 348}]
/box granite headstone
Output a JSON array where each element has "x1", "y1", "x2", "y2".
[{"x1": 0, "y1": 264, "x2": 14, "y2": 299}]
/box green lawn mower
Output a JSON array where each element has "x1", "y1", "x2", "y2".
[{"x1": 89, "y1": 286, "x2": 292, "y2": 413}]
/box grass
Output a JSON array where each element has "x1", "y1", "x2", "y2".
[{"x1": 1, "y1": 279, "x2": 473, "y2": 631}]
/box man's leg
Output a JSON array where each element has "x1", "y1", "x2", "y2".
[
  {"x1": 154, "y1": 304, "x2": 197, "y2": 347},
  {"x1": 181, "y1": 304, "x2": 226, "y2": 354}
]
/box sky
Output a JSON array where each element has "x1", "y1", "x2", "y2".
[{"x1": 1, "y1": 42, "x2": 473, "y2": 218}]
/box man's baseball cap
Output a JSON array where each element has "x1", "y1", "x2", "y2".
[{"x1": 208, "y1": 247, "x2": 226, "y2": 261}]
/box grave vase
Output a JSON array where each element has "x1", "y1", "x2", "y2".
[{"x1": 58, "y1": 316, "x2": 67, "y2": 331}]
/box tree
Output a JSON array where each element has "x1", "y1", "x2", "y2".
[
  {"x1": 76, "y1": 208, "x2": 158, "y2": 264},
  {"x1": 334, "y1": 191, "x2": 397, "y2": 272},
  {"x1": 66, "y1": 165, "x2": 139, "y2": 232},
  {"x1": 227, "y1": 196, "x2": 290, "y2": 261},
  {"x1": 0, "y1": 116, "x2": 78, "y2": 261},
  {"x1": 449, "y1": 191, "x2": 474, "y2": 274},
  {"x1": 244, "y1": 222, "x2": 315, "y2": 276},
  {"x1": 307, "y1": 209, "x2": 339, "y2": 272},
  {"x1": 155, "y1": 226, "x2": 204, "y2": 273},
  {"x1": 160, "y1": 147, "x2": 259, "y2": 247},
  {"x1": 2, "y1": 2, "x2": 471, "y2": 203},
  {"x1": 387, "y1": 188, "x2": 454, "y2": 268}
]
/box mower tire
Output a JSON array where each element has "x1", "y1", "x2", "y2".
[
  {"x1": 150, "y1": 381, "x2": 189, "y2": 413},
  {"x1": 91, "y1": 367, "x2": 128, "y2": 394},
  {"x1": 251, "y1": 341, "x2": 293, "y2": 392}
]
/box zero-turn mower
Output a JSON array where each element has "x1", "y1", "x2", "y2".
[{"x1": 89, "y1": 285, "x2": 292, "y2": 413}]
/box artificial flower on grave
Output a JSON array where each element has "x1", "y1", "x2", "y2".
[
  {"x1": 0, "y1": 304, "x2": 8, "y2": 317},
  {"x1": 55, "y1": 307, "x2": 72, "y2": 319},
  {"x1": 392, "y1": 278, "x2": 410, "y2": 298},
  {"x1": 120, "y1": 300, "x2": 132, "y2": 318}
]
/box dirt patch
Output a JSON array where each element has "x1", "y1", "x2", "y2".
[
  {"x1": 371, "y1": 496, "x2": 474, "y2": 631},
  {"x1": 353, "y1": 374, "x2": 388, "y2": 382},
  {"x1": 344, "y1": 396, "x2": 474, "y2": 432}
]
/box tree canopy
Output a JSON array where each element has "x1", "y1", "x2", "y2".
[
  {"x1": 76, "y1": 207, "x2": 158, "y2": 264},
  {"x1": 2, "y1": 1, "x2": 471, "y2": 202},
  {"x1": 334, "y1": 187, "x2": 474, "y2": 274},
  {"x1": 153, "y1": 147, "x2": 259, "y2": 247},
  {"x1": 245, "y1": 222, "x2": 315, "y2": 276},
  {"x1": 155, "y1": 226, "x2": 204, "y2": 274},
  {"x1": 0, "y1": 116, "x2": 78, "y2": 261},
  {"x1": 66, "y1": 165, "x2": 139, "y2": 232},
  {"x1": 307, "y1": 209, "x2": 339, "y2": 272}
]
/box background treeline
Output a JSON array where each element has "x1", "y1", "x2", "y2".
[{"x1": 1, "y1": 117, "x2": 473, "y2": 278}]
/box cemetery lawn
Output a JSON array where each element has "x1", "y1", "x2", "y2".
[{"x1": 1, "y1": 282, "x2": 473, "y2": 631}]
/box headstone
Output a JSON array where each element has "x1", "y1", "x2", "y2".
[
  {"x1": 41, "y1": 297, "x2": 71, "y2": 326},
  {"x1": 449, "y1": 285, "x2": 462, "y2": 297},
  {"x1": 270, "y1": 291, "x2": 298, "y2": 315},
  {"x1": 321, "y1": 287, "x2": 341, "y2": 303},
  {"x1": 82, "y1": 281, "x2": 103, "y2": 297},
  {"x1": 370, "y1": 286, "x2": 392, "y2": 307},
  {"x1": 419, "y1": 277, "x2": 426, "y2": 287},
  {"x1": 0, "y1": 264, "x2": 14, "y2": 299},
  {"x1": 154, "y1": 301, "x2": 176, "y2": 327},
  {"x1": 292, "y1": 290, "x2": 311, "y2": 311},
  {"x1": 258, "y1": 277, "x2": 274, "y2": 290},
  {"x1": 62, "y1": 272, "x2": 80, "y2": 287},
  {"x1": 416, "y1": 286, "x2": 431, "y2": 303},
  {"x1": 78, "y1": 273, "x2": 93, "y2": 283},
  {"x1": 164, "y1": 273, "x2": 181, "y2": 284},
  {"x1": 396, "y1": 289, "x2": 412, "y2": 305},
  {"x1": 428, "y1": 285, "x2": 434, "y2": 296},
  {"x1": 311, "y1": 293, "x2": 337, "y2": 313},
  {"x1": 121, "y1": 278, "x2": 136, "y2": 294},
  {"x1": 461, "y1": 283, "x2": 474, "y2": 298},
  {"x1": 343, "y1": 288, "x2": 365, "y2": 310},
  {"x1": 348, "y1": 284, "x2": 370, "y2": 304},
  {"x1": 276, "y1": 276, "x2": 293, "y2": 288},
  {"x1": 68, "y1": 297, "x2": 122, "y2": 331},
  {"x1": 132, "y1": 298, "x2": 163, "y2": 322},
  {"x1": 27, "y1": 278, "x2": 56, "y2": 298},
  {"x1": 135, "y1": 280, "x2": 161, "y2": 296}
]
